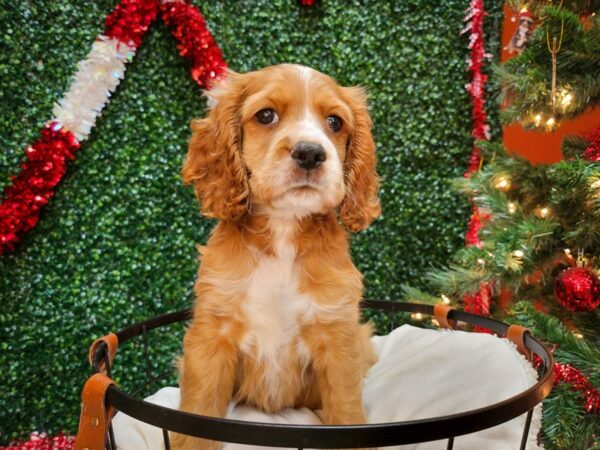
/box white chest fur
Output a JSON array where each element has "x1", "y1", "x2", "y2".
[{"x1": 239, "y1": 219, "x2": 314, "y2": 369}]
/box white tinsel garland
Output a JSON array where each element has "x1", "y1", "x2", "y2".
[{"x1": 52, "y1": 35, "x2": 135, "y2": 142}]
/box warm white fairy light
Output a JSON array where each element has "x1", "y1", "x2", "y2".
[
  {"x1": 514, "y1": 250, "x2": 524, "y2": 258},
  {"x1": 546, "y1": 117, "x2": 556, "y2": 129},
  {"x1": 477, "y1": 258, "x2": 485, "y2": 265},
  {"x1": 574, "y1": 332, "x2": 584, "y2": 339},
  {"x1": 560, "y1": 92, "x2": 573, "y2": 107},
  {"x1": 536, "y1": 206, "x2": 552, "y2": 218},
  {"x1": 441, "y1": 294, "x2": 451, "y2": 305},
  {"x1": 508, "y1": 202, "x2": 517, "y2": 214},
  {"x1": 494, "y1": 175, "x2": 511, "y2": 191},
  {"x1": 534, "y1": 114, "x2": 543, "y2": 126},
  {"x1": 411, "y1": 312, "x2": 424, "y2": 321}
]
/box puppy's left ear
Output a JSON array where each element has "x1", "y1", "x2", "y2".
[{"x1": 340, "y1": 86, "x2": 381, "y2": 232}]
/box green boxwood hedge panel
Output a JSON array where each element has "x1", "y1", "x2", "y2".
[{"x1": 0, "y1": 0, "x2": 502, "y2": 442}]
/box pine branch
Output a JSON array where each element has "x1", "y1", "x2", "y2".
[
  {"x1": 509, "y1": 302, "x2": 600, "y2": 372},
  {"x1": 400, "y1": 284, "x2": 440, "y2": 305},
  {"x1": 497, "y1": 6, "x2": 600, "y2": 128},
  {"x1": 507, "y1": 302, "x2": 600, "y2": 449},
  {"x1": 506, "y1": 0, "x2": 600, "y2": 17}
]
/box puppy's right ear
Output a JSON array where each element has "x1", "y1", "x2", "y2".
[{"x1": 182, "y1": 73, "x2": 250, "y2": 221}]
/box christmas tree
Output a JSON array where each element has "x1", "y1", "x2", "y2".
[{"x1": 404, "y1": 2, "x2": 600, "y2": 449}]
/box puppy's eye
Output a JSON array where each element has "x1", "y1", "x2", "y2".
[
  {"x1": 327, "y1": 115, "x2": 343, "y2": 133},
  {"x1": 255, "y1": 108, "x2": 278, "y2": 125}
]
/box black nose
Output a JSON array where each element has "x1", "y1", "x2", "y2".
[{"x1": 291, "y1": 142, "x2": 326, "y2": 171}]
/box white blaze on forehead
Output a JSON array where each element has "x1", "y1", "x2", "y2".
[
  {"x1": 284, "y1": 66, "x2": 341, "y2": 171},
  {"x1": 294, "y1": 64, "x2": 314, "y2": 86}
]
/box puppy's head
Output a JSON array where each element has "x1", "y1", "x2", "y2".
[{"x1": 183, "y1": 64, "x2": 380, "y2": 231}]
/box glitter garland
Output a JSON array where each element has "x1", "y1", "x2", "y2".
[
  {"x1": 0, "y1": 0, "x2": 159, "y2": 255},
  {"x1": 104, "y1": 0, "x2": 159, "y2": 48},
  {"x1": 534, "y1": 354, "x2": 600, "y2": 415},
  {"x1": 160, "y1": 0, "x2": 227, "y2": 88},
  {"x1": 462, "y1": 0, "x2": 491, "y2": 171},
  {"x1": 554, "y1": 361, "x2": 600, "y2": 413},
  {"x1": 461, "y1": 0, "x2": 492, "y2": 316},
  {"x1": 0, "y1": 0, "x2": 229, "y2": 255},
  {"x1": 0, "y1": 123, "x2": 80, "y2": 254},
  {"x1": 0, "y1": 432, "x2": 74, "y2": 450}
]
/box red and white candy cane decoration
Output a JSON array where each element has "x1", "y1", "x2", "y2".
[{"x1": 0, "y1": 0, "x2": 226, "y2": 255}]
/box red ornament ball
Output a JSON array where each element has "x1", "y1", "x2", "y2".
[
  {"x1": 582, "y1": 126, "x2": 600, "y2": 162},
  {"x1": 554, "y1": 267, "x2": 600, "y2": 312}
]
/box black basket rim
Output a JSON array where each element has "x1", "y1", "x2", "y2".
[{"x1": 94, "y1": 300, "x2": 554, "y2": 448}]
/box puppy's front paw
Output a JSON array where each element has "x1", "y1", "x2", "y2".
[{"x1": 170, "y1": 432, "x2": 221, "y2": 450}]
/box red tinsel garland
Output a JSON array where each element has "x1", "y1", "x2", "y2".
[
  {"x1": 534, "y1": 355, "x2": 600, "y2": 415},
  {"x1": 463, "y1": 0, "x2": 491, "y2": 177},
  {"x1": 465, "y1": 206, "x2": 489, "y2": 248},
  {"x1": 554, "y1": 362, "x2": 600, "y2": 413},
  {"x1": 0, "y1": 0, "x2": 228, "y2": 255},
  {"x1": 160, "y1": 1, "x2": 227, "y2": 88},
  {"x1": 103, "y1": 0, "x2": 159, "y2": 48},
  {"x1": 0, "y1": 432, "x2": 74, "y2": 450},
  {"x1": 0, "y1": 123, "x2": 80, "y2": 254},
  {"x1": 0, "y1": 0, "x2": 160, "y2": 256},
  {"x1": 462, "y1": 0, "x2": 492, "y2": 316}
]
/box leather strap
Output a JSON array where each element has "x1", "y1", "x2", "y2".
[
  {"x1": 74, "y1": 373, "x2": 115, "y2": 450},
  {"x1": 88, "y1": 333, "x2": 118, "y2": 372},
  {"x1": 434, "y1": 303, "x2": 457, "y2": 329},
  {"x1": 506, "y1": 325, "x2": 533, "y2": 361}
]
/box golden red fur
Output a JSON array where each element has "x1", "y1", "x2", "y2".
[{"x1": 173, "y1": 64, "x2": 380, "y2": 450}]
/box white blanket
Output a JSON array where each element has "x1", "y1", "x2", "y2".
[{"x1": 113, "y1": 325, "x2": 542, "y2": 450}]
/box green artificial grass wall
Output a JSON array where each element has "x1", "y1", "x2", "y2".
[{"x1": 0, "y1": 0, "x2": 503, "y2": 442}]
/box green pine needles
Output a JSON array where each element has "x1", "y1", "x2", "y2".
[
  {"x1": 508, "y1": 301, "x2": 600, "y2": 450},
  {"x1": 422, "y1": 139, "x2": 600, "y2": 303},
  {"x1": 496, "y1": 5, "x2": 600, "y2": 129},
  {"x1": 405, "y1": 140, "x2": 600, "y2": 449}
]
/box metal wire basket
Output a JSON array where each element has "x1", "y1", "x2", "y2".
[{"x1": 75, "y1": 300, "x2": 554, "y2": 450}]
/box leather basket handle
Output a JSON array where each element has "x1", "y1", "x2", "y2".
[
  {"x1": 506, "y1": 324, "x2": 533, "y2": 361},
  {"x1": 434, "y1": 303, "x2": 457, "y2": 329},
  {"x1": 74, "y1": 373, "x2": 115, "y2": 450},
  {"x1": 88, "y1": 333, "x2": 118, "y2": 372}
]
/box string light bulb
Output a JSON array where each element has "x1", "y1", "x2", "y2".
[
  {"x1": 536, "y1": 206, "x2": 552, "y2": 218},
  {"x1": 546, "y1": 117, "x2": 556, "y2": 129},
  {"x1": 508, "y1": 202, "x2": 517, "y2": 214},
  {"x1": 493, "y1": 174, "x2": 511, "y2": 191},
  {"x1": 534, "y1": 114, "x2": 543, "y2": 126},
  {"x1": 514, "y1": 250, "x2": 524, "y2": 258},
  {"x1": 441, "y1": 294, "x2": 451, "y2": 305},
  {"x1": 560, "y1": 92, "x2": 573, "y2": 107},
  {"x1": 411, "y1": 312, "x2": 424, "y2": 321}
]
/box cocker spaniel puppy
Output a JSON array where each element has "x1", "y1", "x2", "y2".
[{"x1": 174, "y1": 64, "x2": 380, "y2": 450}]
